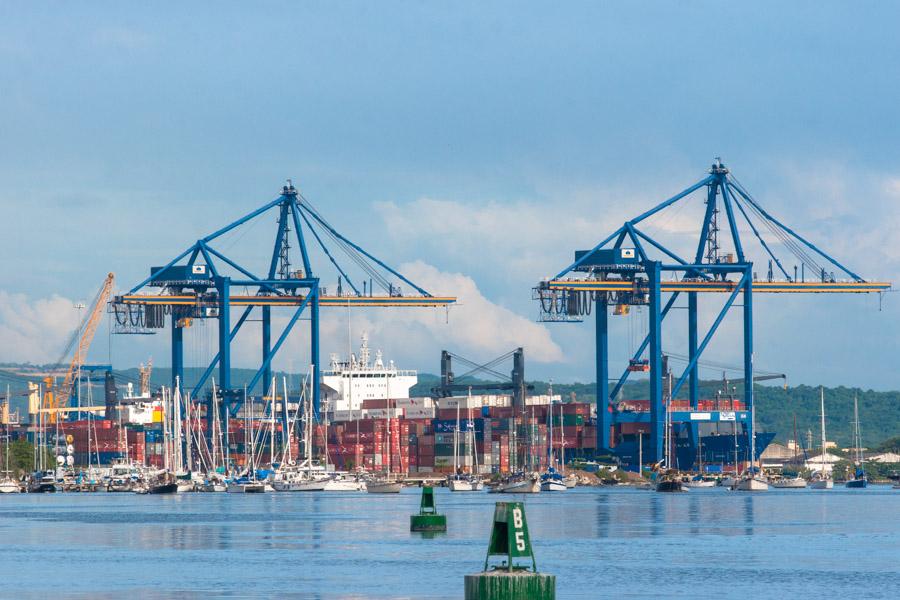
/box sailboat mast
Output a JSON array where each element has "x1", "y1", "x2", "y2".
[
  {"x1": 750, "y1": 389, "x2": 756, "y2": 474},
  {"x1": 820, "y1": 386, "x2": 826, "y2": 476},
  {"x1": 454, "y1": 395, "x2": 460, "y2": 475},
  {"x1": 270, "y1": 376, "x2": 276, "y2": 468},
  {"x1": 638, "y1": 432, "x2": 642, "y2": 475},
  {"x1": 4, "y1": 385, "x2": 9, "y2": 475},
  {"x1": 559, "y1": 396, "x2": 565, "y2": 475},
  {"x1": 854, "y1": 393, "x2": 861, "y2": 465},
  {"x1": 548, "y1": 381, "x2": 554, "y2": 471}
]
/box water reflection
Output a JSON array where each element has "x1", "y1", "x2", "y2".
[
  {"x1": 742, "y1": 495, "x2": 755, "y2": 536},
  {"x1": 688, "y1": 493, "x2": 701, "y2": 535},
  {"x1": 0, "y1": 488, "x2": 898, "y2": 598}
]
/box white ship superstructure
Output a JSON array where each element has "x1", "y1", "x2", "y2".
[
  {"x1": 321, "y1": 333, "x2": 417, "y2": 412},
  {"x1": 119, "y1": 382, "x2": 162, "y2": 425}
]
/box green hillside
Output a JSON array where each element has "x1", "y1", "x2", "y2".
[{"x1": 420, "y1": 376, "x2": 899, "y2": 448}]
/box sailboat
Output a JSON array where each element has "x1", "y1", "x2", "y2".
[
  {"x1": 448, "y1": 390, "x2": 483, "y2": 491},
  {"x1": 226, "y1": 388, "x2": 272, "y2": 493},
  {"x1": 734, "y1": 376, "x2": 769, "y2": 492},
  {"x1": 684, "y1": 441, "x2": 716, "y2": 488},
  {"x1": 1, "y1": 391, "x2": 21, "y2": 493},
  {"x1": 540, "y1": 387, "x2": 568, "y2": 492},
  {"x1": 808, "y1": 387, "x2": 834, "y2": 490},
  {"x1": 366, "y1": 397, "x2": 403, "y2": 494},
  {"x1": 845, "y1": 394, "x2": 867, "y2": 489},
  {"x1": 560, "y1": 407, "x2": 577, "y2": 489},
  {"x1": 771, "y1": 414, "x2": 806, "y2": 488},
  {"x1": 656, "y1": 374, "x2": 687, "y2": 493},
  {"x1": 489, "y1": 471, "x2": 541, "y2": 494}
]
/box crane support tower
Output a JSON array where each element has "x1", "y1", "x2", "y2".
[
  {"x1": 535, "y1": 160, "x2": 890, "y2": 464},
  {"x1": 433, "y1": 348, "x2": 533, "y2": 407},
  {"x1": 112, "y1": 182, "x2": 455, "y2": 432}
]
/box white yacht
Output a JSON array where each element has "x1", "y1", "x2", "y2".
[
  {"x1": 808, "y1": 387, "x2": 833, "y2": 490},
  {"x1": 0, "y1": 477, "x2": 20, "y2": 494}
]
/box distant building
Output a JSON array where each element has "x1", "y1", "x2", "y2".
[
  {"x1": 804, "y1": 451, "x2": 844, "y2": 474},
  {"x1": 869, "y1": 452, "x2": 900, "y2": 464},
  {"x1": 761, "y1": 442, "x2": 794, "y2": 467}
]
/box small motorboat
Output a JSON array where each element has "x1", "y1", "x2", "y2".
[
  {"x1": 683, "y1": 475, "x2": 717, "y2": 489},
  {"x1": 448, "y1": 474, "x2": 483, "y2": 492},
  {"x1": 27, "y1": 471, "x2": 57, "y2": 493}
]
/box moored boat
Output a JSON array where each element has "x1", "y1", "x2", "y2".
[
  {"x1": 770, "y1": 476, "x2": 806, "y2": 488},
  {"x1": 683, "y1": 475, "x2": 716, "y2": 488},
  {"x1": 366, "y1": 475, "x2": 403, "y2": 494},
  {"x1": 539, "y1": 467, "x2": 567, "y2": 492},
  {"x1": 147, "y1": 472, "x2": 179, "y2": 494},
  {"x1": 226, "y1": 476, "x2": 268, "y2": 493},
  {"x1": 655, "y1": 471, "x2": 687, "y2": 493},
  {"x1": 808, "y1": 387, "x2": 833, "y2": 491},
  {"x1": 489, "y1": 472, "x2": 541, "y2": 494},
  {"x1": 734, "y1": 476, "x2": 769, "y2": 492},
  {"x1": 845, "y1": 394, "x2": 867, "y2": 489},
  {"x1": 448, "y1": 474, "x2": 483, "y2": 492},
  {"x1": 27, "y1": 471, "x2": 57, "y2": 493},
  {"x1": 323, "y1": 473, "x2": 367, "y2": 491},
  {"x1": 148, "y1": 481, "x2": 178, "y2": 494},
  {"x1": 0, "y1": 477, "x2": 21, "y2": 494},
  {"x1": 808, "y1": 476, "x2": 833, "y2": 490}
]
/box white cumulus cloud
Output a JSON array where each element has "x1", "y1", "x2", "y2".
[
  {"x1": 0, "y1": 292, "x2": 81, "y2": 364},
  {"x1": 251, "y1": 261, "x2": 564, "y2": 375}
]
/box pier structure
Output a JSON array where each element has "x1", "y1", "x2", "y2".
[
  {"x1": 112, "y1": 181, "x2": 454, "y2": 431},
  {"x1": 536, "y1": 160, "x2": 890, "y2": 465}
]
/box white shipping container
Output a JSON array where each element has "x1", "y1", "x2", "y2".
[
  {"x1": 394, "y1": 397, "x2": 434, "y2": 409},
  {"x1": 363, "y1": 408, "x2": 404, "y2": 419},
  {"x1": 524, "y1": 394, "x2": 562, "y2": 406},
  {"x1": 436, "y1": 396, "x2": 483, "y2": 410},
  {"x1": 404, "y1": 408, "x2": 436, "y2": 419},
  {"x1": 331, "y1": 410, "x2": 356, "y2": 422}
]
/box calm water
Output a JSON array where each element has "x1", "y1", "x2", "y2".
[{"x1": 0, "y1": 486, "x2": 898, "y2": 599}]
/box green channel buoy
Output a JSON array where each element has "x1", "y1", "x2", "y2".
[
  {"x1": 464, "y1": 502, "x2": 555, "y2": 600},
  {"x1": 410, "y1": 486, "x2": 447, "y2": 532}
]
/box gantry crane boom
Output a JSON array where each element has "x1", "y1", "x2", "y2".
[{"x1": 49, "y1": 273, "x2": 115, "y2": 414}]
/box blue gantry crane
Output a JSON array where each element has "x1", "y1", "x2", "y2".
[
  {"x1": 111, "y1": 182, "x2": 455, "y2": 426},
  {"x1": 535, "y1": 160, "x2": 890, "y2": 465}
]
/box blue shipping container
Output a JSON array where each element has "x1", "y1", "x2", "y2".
[{"x1": 432, "y1": 418, "x2": 485, "y2": 433}]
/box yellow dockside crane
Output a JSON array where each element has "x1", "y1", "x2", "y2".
[{"x1": 42, "y1": 273, "x2": 115, "y2": 422}]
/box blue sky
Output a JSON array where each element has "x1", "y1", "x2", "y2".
[{"x1": 1, "y1": 2, "x2": 898, "y2": 389}]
